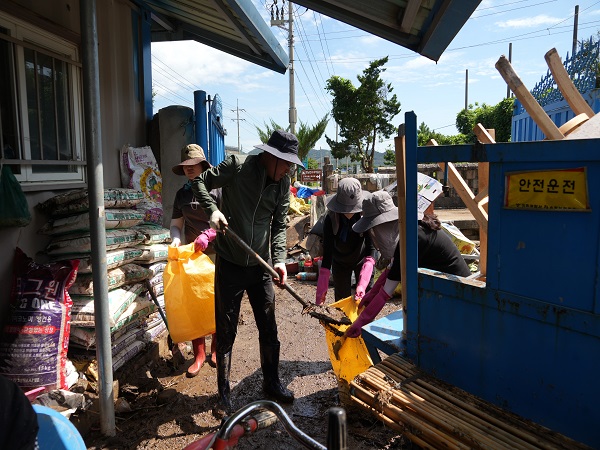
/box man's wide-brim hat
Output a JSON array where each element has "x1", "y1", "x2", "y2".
[
  {"x1": 326, "y1": 177, "x2": 363, "y2": 214},
  {"x1": 352, "y1": 190, "x2": 398, "y2": 234},
  {"x1": 172, "y1": 144, "x2": 211, "y2": 175},
  {"x1": 254, "y1": 129, "x2": 305, "y2": 168}
]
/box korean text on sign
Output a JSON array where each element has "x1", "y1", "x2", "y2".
[{"x1": 504, "y1": 167, "x2": 589, "y2": 211}]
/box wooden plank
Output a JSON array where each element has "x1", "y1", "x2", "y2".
[
  {"x1": 438, "y1": 162, "x2": 488, "y2": 233},
  {"x1": 400, "y1": 0, "x2": 422, "y2": 33},
  {"x1": 545, "y1": 48, "x2": 595, "y2": 118},
  {"x1": 558, "y1": 113, "x2": 589, "y2": 136},
  {"x1": 395, "y1": 131, "x2": 408, "y2": 311},
  {"x1": 495, "y1": 56, "x2": 564, "y2": 140},
  {"x1": 473, "y1": 124, "x2": 492, "y2": 277}
]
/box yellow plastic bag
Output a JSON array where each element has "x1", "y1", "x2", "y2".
[
  {"x1": 163, "y1": 243, "x2": 215, "y2": 343},
  {"x1": 323, "y1": 296, "x2": 373, "y2": 384}
]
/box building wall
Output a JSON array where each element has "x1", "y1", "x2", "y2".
[{"x1": 0, "y1": 0, "x2": 148, "y2": 311}]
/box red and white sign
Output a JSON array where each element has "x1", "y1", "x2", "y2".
[{"x1": 300, "y1": 169, "x2": 322, "y2": 182}]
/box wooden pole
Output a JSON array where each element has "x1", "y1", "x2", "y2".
[
  {"x1": 545, "y1": 48, "x2": 595, "y2": 118},
  {"x1": 495, "y1": 55, "x2": 564, "y2": 140},
  {"x1": 394, "y1": 128, "x2": 408, "y2": 310}
]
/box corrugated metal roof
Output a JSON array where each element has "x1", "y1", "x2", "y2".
[
  {"x1": 144, "y1": 0, "x2": 480, "y2": 74},
  {"x1": 145, "y1": 0, "x2": 290, "y2": 73},
  {"x1": 292, "y1": 0, "x2": 481, "y2": 62}
]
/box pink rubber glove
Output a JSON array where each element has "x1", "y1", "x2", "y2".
[
  {"x1": 355, "y1": 256, "x2": 375, "y2": 301},
  {"x1": 315, "y1": 267, "x2": 330, "y2": 305},
  {"x1": 345, "y1": 288, "x2": 391, "y2": 338},
  {"x1": 358, "y1": 268, "x2": 389, "y2": 309},
  {"x1": 194, "y1": 227, "x2": 217, "y2": 253}
]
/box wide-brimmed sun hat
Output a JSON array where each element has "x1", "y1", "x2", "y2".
[
  {"x1": 352, "y1": 190, "x2": 398, "y2": 234},
  {"x1": 254, "y1": 129, "x2": 305, "y2": 168},
  {"x1": 172, "y1": 144, "x2": 210, "y2": 175},
  {"x1": 325, "y1": 177, "x2": 363, "y2": 214}
]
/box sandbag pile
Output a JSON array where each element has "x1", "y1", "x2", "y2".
[{"x1": 36, "y1": 188, "x2": 170, "y2": 375}]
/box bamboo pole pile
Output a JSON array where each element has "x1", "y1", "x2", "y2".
[{"x1": 350, "y1": 354, "x2": 592, "y2": 450}]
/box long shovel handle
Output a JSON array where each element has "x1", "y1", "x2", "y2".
[
  {"x1": 224, "y1": 227, "x2": 350, "y2": 326},
  {"x1": 225, "y1": 227, "x2": 309, "y2": 308}
]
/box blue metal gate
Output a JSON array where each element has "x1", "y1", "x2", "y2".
[
  {"x1": 512, "y1": 38, "x2": 600, "y2": 142},
  {"x1": 193, "y1": 90, "x2": 226, "y2": 166}
]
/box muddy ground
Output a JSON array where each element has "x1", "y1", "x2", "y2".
[{"x1": 82, "y1": 279, "x2": 412, "y2": 449}]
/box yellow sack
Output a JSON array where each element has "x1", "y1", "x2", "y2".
[
  {"x1": 163, "y1": 243, "x2": 215, "y2": 343},
  {"x1": 323, "y1": 296, "x2": 373, "y2": 384}
]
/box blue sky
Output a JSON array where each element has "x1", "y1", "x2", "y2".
[{"x1": 151, "y1": 0, "x2": 600, "y2": 154}]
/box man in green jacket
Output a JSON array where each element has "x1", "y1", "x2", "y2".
[{"x1": 192, "y1": 129, "x2": 303, "y2": 417}]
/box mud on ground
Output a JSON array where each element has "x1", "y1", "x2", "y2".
[{"x1": 83, "y1": 280, "x2": 412, "y2": 450}]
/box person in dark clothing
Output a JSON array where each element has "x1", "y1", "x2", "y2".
[
  {"x1": 316, "y1": 178, "x2": 377, "y2": 305},
  {"x1": 192, "y1": 130, "x2": 303, "y2": 417},
  {"x1": 0, "y1": 374, "x2": 38, "y2": 449},
  {"x1": 345, "y1": 189, "x2": 471, "y2": 338},
  {"x1": 169, "y1": 144, "x2": 220, "y2": 376}
]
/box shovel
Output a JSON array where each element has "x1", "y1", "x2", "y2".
[{"x1": 224, "y1": 227, "x2": 351, "y2": 326}]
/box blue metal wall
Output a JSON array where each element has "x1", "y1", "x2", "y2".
[
  {"x1": 406, "y1": 111, "x2": 600, "y2": 447},
  {"x1": 512, "y1": 92, "x2": 600, "y2": 142}
]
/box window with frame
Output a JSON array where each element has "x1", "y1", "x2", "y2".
[{"x1": 0, "y1": 12, "x2": 85, "y2": 190}]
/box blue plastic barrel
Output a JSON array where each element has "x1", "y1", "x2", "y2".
[{"x1": 33, "y1": 404, "x2": 86, "y2": 450}]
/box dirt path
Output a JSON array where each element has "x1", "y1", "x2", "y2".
[{"x1": 84, "y1": 279, "x2": 410, "y2": 449}]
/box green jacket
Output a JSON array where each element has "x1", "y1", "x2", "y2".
[{"x1": 191, "y1": 154, "x2": 290, "y2": 266}]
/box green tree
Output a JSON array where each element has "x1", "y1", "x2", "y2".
[
  {"x1": 417, "y1": 122, "x2": 469, "y2": 146},
  {"x1": 255, "y1": 115, "x2": 329, "y2": 162},
  {"x1": 383, "y1": 147, "x2": 395, "y2": 165},
  {"x1": 456, "y1": 98, "x2": 514, "y2": 143},
  {"x1": 306, "y1": 157, "x2": 319, "y2": 169},
  {"x1": 325, "y1": 57, "x2": 401, "y2": 173}
]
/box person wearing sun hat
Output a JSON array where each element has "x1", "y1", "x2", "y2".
[
  {"x1": 168, "y1": 144, "x2": 220, "y2": 377},
  {"x1": 345, "y1": 187, "x2": 471, "y2": 338},
  {"x1": 315, "y1": 177, "x2": 377, "y2": 306},
  {"x1": 191, "y1": 129, "x2": 302, "y2": 417}
]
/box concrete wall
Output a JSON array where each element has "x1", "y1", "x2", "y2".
[
  {"x1": 328, "y1": 163, "x2": 481, "y2": 209},
  {"x1": 0, "y1": 0, "x2": 149, "y2": 314}
]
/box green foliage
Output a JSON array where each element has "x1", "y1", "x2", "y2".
[
  {"x1": 325, "y1": 57, "x2": 401, "y2": 173},
  {"x1": 383, "y1": 147, "x2": 395, "y2": 165},
  {"x1": 306, "y1": 157, "x2": 319, "y2": 169},
  {"x1": 417, "y1": 122, "x2": 469, "y2": 146},
  {"x1": 255, "y1": 115, "x2": 329, "y2": 161},
  {"x1": 455, "y1": 98, "x2": 514, "y2": 143}
]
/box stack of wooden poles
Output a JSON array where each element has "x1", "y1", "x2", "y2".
[{"x1": 350, "y1": 354, "x2": 592, "y2": 449}]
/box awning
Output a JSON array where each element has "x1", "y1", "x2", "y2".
[
  {"x1": 145, "y1": 0, "x2": 289, "y2": 73},
  {"x1": 292, "y1": 0, "x2": 481, "y2": 62}
]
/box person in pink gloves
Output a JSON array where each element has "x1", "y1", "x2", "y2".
[
  {"x1": 169, "y1": 144, "x2": 220, "y2": 376},
  {"x1": 316, "y1": 177, "x2": 377, "y2": 305},
  {"x1": 345, "y1": 190, "x2": 471, "y2": 338}
]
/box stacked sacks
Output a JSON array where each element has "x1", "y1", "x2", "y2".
[
  {"x1": 120, "y1": 144, "x2": 163, "y2": 225},
  {"x1": 38, "y1": 188, "x2": 147, "y2": 272},
  {"x1": 36, "y1": 188, "x2": 170, "y2": 374}
]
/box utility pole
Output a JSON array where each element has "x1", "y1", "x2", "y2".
[
  {"x1": 465, "y1": 69, "x2": 468, "y2": 110},
  {"x1": 572, "y1": 5, "x2": 579, "y2": 56},
  {"x1": 231, "y1": 99, "x2": 245, "y2": 152},
  {"x1": 507, "y1": 43, "x2": 512, "y2": 99},
  {"x1": 270, "y1": 0, "x2": 296, "y2": 134}
]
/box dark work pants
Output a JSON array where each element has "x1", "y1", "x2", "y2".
[
  {"x1": 214, "y1": 255, "x2": 279, "y2": 354},
  {"x1": 332, "y1": 260, "x2": 373, "y2": 301}
]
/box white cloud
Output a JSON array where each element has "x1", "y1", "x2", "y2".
[{"x1": 495, "y1": 15, "x2": 562, "y2": 29}]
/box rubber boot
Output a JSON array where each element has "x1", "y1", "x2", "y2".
[
  {"x1": 208, "y1": 334, "x2": 217, "y2": 368},
  {"x1": 187, "y1": 337, "x2": 206, "y2": 377},
  {"x1": 260, "y1": 343, "x2": 294, "y2": 403},
  {"x1": 213, "y1": 351, "x2": 233, "y2": 418}
]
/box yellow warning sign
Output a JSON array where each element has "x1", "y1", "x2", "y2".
[{"x1": 504, "y1": 167, "x2": 589, "y2": 211}]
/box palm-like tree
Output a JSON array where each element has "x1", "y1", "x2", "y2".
[{"x1": 255, "y1": 115, "x2": 329, "y2": 162}]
